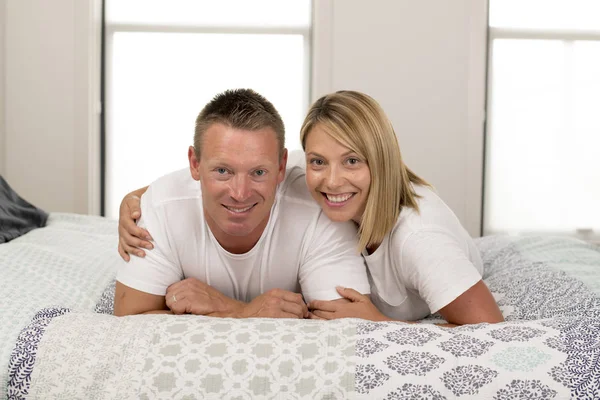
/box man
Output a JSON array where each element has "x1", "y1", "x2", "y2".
[{"x1": 114, "y1": 89, "x2": 370, "y2": 318}]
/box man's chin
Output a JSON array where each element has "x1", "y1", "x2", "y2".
[{"x1": 221, "y1": 222, "x2": 255, "y2": 237}]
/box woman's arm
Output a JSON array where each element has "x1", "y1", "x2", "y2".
[
  {"x1": 399, "y1": 229, "x2": 504, "y2": 325},
  {"x1": 438, "y1": 280, "x2": 504, "y2": 325},
  {"x1": 118, "y1": 186, "x2": 151, "y2": 261}
]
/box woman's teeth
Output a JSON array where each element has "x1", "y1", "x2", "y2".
[{"x1": 325, "y1": 193, "x2": 353, "y2": 203}]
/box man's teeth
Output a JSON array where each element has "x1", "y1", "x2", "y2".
[
  {"x1": 326, "y1": 193, "x2": 353, "y2": 203},
  {"x1": 225, "y1": 205, "x2": 253, "y2": 213}
]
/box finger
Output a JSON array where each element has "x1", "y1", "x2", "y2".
[
  {"x1": 336, "y1": 286, "x2": 365, "y2": 302},
  {"x1": 118, "y1": 243, "x2": 130, "y2": 262},
  {"x1": 166, "y1": 278, "x2": 192, "y2": 293},
  {"x1": 279, "y1": 291, "x2": 305, "y2": 305},
  {"x1": 121, "y1": 231, "x2": 153, "y2": 251},
  {"x1": 280, "y1": 300, "x2": 308, "y2": 319},
  {"x1": 126, "y1": 197, "x2": 142, "y2": 220},
  {"x1": 123, "y1": 220, "x2": 153, "y2": 243},
  {"x1": 308, "y1": 312, "x2": 325, "y2": 320},
  {"x1": 166, "y1": 291, "x2": 187, "y2": 314},
  {"x1": 278, "y1": 312, "x2": 303, "y2": 319},
  {"x1": 308, "y1": 300, "x2": 339, "y2": 312},
  {"x1": 267, "y1": 310, "x2": 303, "y2": 319},
  {"x1": 120, "y1": 238, "x2": 146, "y2": 258},
  {"x1": 311, "y1": 310, "x2": 336, "y2": 320},
  {"x1": 265, "y1": 289, "x2": 303, "y2": 304}
]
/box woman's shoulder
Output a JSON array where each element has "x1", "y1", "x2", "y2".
[{"x1": 396, "y1": 184, "x2": 463, "y2": 233}]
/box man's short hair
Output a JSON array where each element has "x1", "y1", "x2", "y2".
[{"x1": 194, "y1": 89, "x2": 286, "y2": 160}]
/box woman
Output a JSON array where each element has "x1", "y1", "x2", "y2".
[{"x1": 118, "y1": 91, "x2": 503, "y2": 325}]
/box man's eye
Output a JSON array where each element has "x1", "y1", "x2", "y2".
[
  {"x1": 216, "y1": 168, "x2": 227, "y2": 174},
  {"x1": 255, "y1": 169, "x2": 266, "y2": 177}
]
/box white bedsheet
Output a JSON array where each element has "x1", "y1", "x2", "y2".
[{"x1": 0, "y1": 213, "x2": 121, "y2": 393}]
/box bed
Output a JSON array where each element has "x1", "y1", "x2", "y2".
[{"x1": 2, "y1": 213, "x2": 600, "y2": 399}]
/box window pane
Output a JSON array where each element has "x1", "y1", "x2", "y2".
[
  {"x1": 105, "y1": 32, "x2": 306, "y2": 219},
  {"x1": 485, "y1": 39, "x2": 600, "y2": 234},
  {"x1": 490, "y1": 0, "x2": 600, "y2": 30},
  {"x1": 486, "y1": 40, "x2": 566, "y2": 232},
  {"x1": 572, "y1": 41, "x2": 600, "y2": 229},
  {"x1": 106, "y1": 0, "x2": 311, "y2": 28}
]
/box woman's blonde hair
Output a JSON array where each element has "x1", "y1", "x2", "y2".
[{"x1": 300, "y1": 91, "x2": 429, "y2": 251}]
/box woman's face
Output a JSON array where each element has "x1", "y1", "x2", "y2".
[{"x1": 304, "y1": 124, "x2": 371, "y2": 224}]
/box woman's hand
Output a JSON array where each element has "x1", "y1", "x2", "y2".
[
  {"x1": 308, "y1": 287, "x2": 390, "y2": 321},
  {"x1": 118, "y1": 187, "x2": 152, "y2": 261}
]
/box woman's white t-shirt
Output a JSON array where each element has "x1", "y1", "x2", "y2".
[{"x1": 363, "y1": 184, "x2": 483, "y2": 321}]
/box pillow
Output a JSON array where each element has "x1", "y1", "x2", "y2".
[{"x1": 0, "y1": 175, "x2": 48, "y2": 243}]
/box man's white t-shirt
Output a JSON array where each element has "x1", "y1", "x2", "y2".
[
  {"x1": 116, "y1": 161, "x2": 370, "y2": 303},
  {"x1": 364, "y1": 184, "x2": 483, "y2": 321}
]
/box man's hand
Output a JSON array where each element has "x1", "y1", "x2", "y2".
[
  {"x1": 238, "y1": 289, "x2": 308, "y2": 319},
  {"x1": 309, "y1": 287, "x2": 389, "y2": 321},
  {"x1": 165, "y1": 278, "x2": 244, "y2": 316}
]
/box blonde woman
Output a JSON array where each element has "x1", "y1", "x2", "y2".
[
  {"x1": 118, "y1": 91, "x2": 503, "y2": 326},
  {"x1": 298, "y1": 91, "x2": 503, "y2": 325}
]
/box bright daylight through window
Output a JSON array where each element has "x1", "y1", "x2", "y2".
[
  {"x1": 104, "y1": 0, "x2": 311, "y2": 219},
  {"x1": 485, "y1": 0, "x2": 600, "y2": 240}
]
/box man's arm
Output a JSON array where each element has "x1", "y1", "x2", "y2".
[
  {"x1": 164, "y1": 278, "x2": 308, "y2": 319},
  {"x1": 115, "y1": 275, "x2": 309, "y2": 319},
  {"x1": 114, "y1": 183, "x2": 184, "y2": 316},
  {"x1": 114, "y1": 281, "x2": 171, "y2": 316}
]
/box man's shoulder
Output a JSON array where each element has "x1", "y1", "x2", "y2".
[
  {"x1": 278, "y1": 157, "x2": 320, "y2": 212},
  {"x1": 145, "y1": 168, "x2": 200, "y2": 207}
]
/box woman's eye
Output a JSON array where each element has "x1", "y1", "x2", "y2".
[
  {"x1": 310, "y1": 159, "x2": 324, "y2": 166},
  {"x1": 347, "y1": 158, "x2": 360, "y2": 165}
]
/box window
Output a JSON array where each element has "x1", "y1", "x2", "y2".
[
  {"x1": 104, "y1": 0, "x2": 311, "y2": 218},
  {"x1": 485, "y1": 0, "x2": 600, "y2": 240}
]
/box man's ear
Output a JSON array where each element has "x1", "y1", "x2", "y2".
[
  {"x1": 188, "y1": 146, "x2": 201, "y2": 181},
  {"x1": 278, "y1": 148, "x2": 288, "y2": 184}
]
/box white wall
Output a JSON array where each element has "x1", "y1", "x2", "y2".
[
  {"x1": 2, "y1": 0, "x2": 101, "y2": 214},
  {"x1": 313, "y1": 0, "x2": 488, "y2": 236}
]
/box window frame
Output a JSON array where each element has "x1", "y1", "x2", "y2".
[
  {"x1": 101, "y1": 4, "x2": 313, "y2": 217},
  {"x1": 484, "y1": 25, "x2": 600, "y2": 241}
]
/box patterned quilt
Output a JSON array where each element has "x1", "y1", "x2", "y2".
[
  {"x1": 0, "y1": 213, "x2": 121, "y2": 396},
  {"x1": 3, "y1": 215, "x2": 600, "y2": 399}
]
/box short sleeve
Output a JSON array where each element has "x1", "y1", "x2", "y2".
[
  {"x1": 116, "y1": 187, "x2": 183, "y2": 296},
  {"x1": 398, "y1": 229, "x2": 482, "y2": 313},
  {"x1": 298, "y1": 213, "x2": 370, "y2": 302}
]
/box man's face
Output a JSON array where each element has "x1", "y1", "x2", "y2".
[{"x1": 189, "y1": 123, "x2": 287, "y2": 248}]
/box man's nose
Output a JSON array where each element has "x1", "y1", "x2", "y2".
[{"x1": 230, "y1": 175, "x2": 252, "y2": 202}]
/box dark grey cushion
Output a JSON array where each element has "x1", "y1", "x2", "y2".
[{"x1": 0, "y1": 176, "x2": 48, "y2": 243}]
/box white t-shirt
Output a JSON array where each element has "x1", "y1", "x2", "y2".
[
  {"x1": 364, "y1": 184, "x2": 483, "y2": 321},
  {"x1": 116, "y1": 160, "x2": 370, "y2": 303}
]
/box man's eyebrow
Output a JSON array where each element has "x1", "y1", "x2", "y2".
[
  {"x1": 206, "y1": 161, "x2": 272, "y2": 170},
  {"x1": 206, "y1": 161, "x2": 233, "y2": 169}
]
